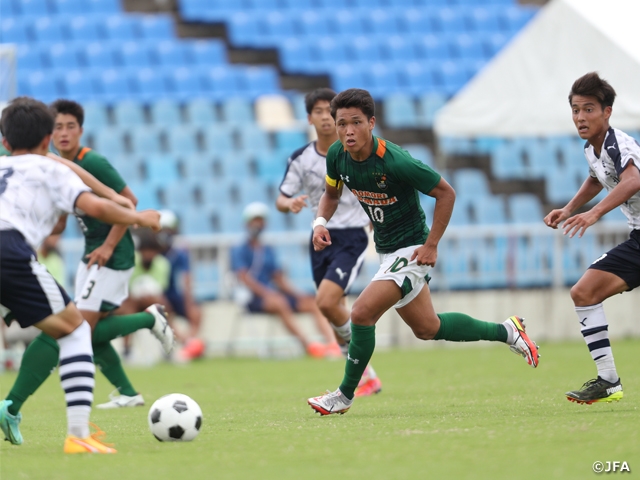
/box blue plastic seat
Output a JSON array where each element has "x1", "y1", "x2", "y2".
[
  {"x1": 366, "y1": 62, "x2": 401, "y2": 98},
  {"x1": 418, "y1": 92, "x2": 447, "y2": 127},
  {"x1": 87, "y1": 0, "x2": 120, "y2": 14},
  {"x1": 109, "y1": 155, "x2": 145, "y2": 183},
  {"x1": 398, "y1": 8, "x2": 432, "y2": 35},
  {"x1": 221, "y1": 96, "x2": 254, "y2": 125},
  {"x1": 261, "y1": 11, "x2": 295, "y2": 44},
  {"x1": 1, "y1": 18, "x2": 31, "y2": 43},
  {"x1": 399, "y1": 62, "x2": 436, "y2": 96},
  {"x1": 182, "y1": 206, "x2": 218, "y2": 235},
  {"x1": 279, "y1": 38, "x2": 315, "y2": 73},
  {"x1": 474, "y1": 196, "x2": 507, "y2": 224},
  {"x1": 201, "y1": 66, "x2": 240, "y2": 100},
  {"x1": 227, "y1": 12, "x2": 261, "y2": 47},
  {"x1": 508, "y1": 193, "x2": 543, "y2": 223},
  {"x1": 465, "y1": 6, "x2": 501, "y2": 34},
  {"x1": 46, "y1": 42, "x2": 82, "y2": 70},
  {"x1": 366, "y1": 9, "x2": 400, "y2": 35},
  {"x1": 432, "y1": 7, "x2": 465, "y2": 33},
  {"x1": 219, "y1": 206, "x2": 245, "y2": 233},
  {"x1": 402, "y1": 144, "x2": 434, "y2": 167},
  {"x1": 332, "y1": 64, "x2": 366, "y2": 92},
  {"x1": 0, "y1": 0, "x2": 17, "y2": 16},
  {"x1": 218, "y1": 154, "x2": 252, "y2": 179},
  {"x1": 453, "y1": 169, "x2": 490, "y2": 197},
  {"x1": 119, "y1": 41, "x2": 153, "y2": 68},
  {"x1": 235, "y1": 178, "x2": 270, "y2": 205},
  {"x1": 19, "y1": 70, "x2": 61, "y2": 103},
  {"x1": 97, "y1": 69, "x2": 134, "y2": 102},
  {"x1": 16, "y1": 44, "x2": 45, "y2": 71},
  {"x1": 51, "y1": 0, "x2": 86, "y2": 15},
  {"x1": 16, "y1": 0, "x2": 51, "y2": 16},
  {"x1": 61, "y1": 70, "x2": 97, "y2": 101},
  {"x1": 255, "y1": 150, "x2": 288, "y2": 178},
  {"x1": 274, "y1": 129, "x2": 306, "y2": 152},
  {"x1": 112, "y1": 100, "x2": 145, "y2": 128},
  {"x1": 33, "y1": 17, "x2": 67, "y2": 43},
  {"x1": 237, "y1": 124, "x2": 270, "y2": 154},
  {"x1": 154, "y1": 40, "x2": 191, "y2": 68},
  {"x1": 352, "y1": 36, "x2": 382, "y2": 63},
  {"x1": 133, "y1": 68, "x2": 169, "y2": 101},
  {"x1": 103, "y1": 15, "x2": 139, "y2": 41},
  {"x1": 166, "y1": 125, "x2": 199, "y2": 154},
  {"x1": 333, "y1": 10, "x2": 366, "y2": 36},
  {"x1": 246, "y1": 0, "x2": 279, "y2": 9},
  {"x1": 189, "y1": 40, "x2": 226, "y2": 65},
  {"x1": 434, "y1": 60, "x2": 469, "y2": 95},
  {"x1": 185, "y1": 98, "x2": 217, "y2": 126},
  {"x1": 93, "y1": 127, "x2": 126, "y2": 156},
  {"x1": 84, "y1": 42, "x2": 117, "y2": 69},
  {"x1": 413, "y1": 34, "x2": 451, "y2": 61},
  {"x1": 68, "y1": 15, "x2": 105, "y2": 42},
  {"x1": 145, "y1": 154, "x2": 180, "y2": 183},
  {"x1": 239, "y1": 66, "x2": 279, "y2": 98},
  {"x1": 451, "y1": 33, "x2": 485, "y2": 60},
  {"x1": 381, "y1": 35, "x2": 415, "y2": 62},
  {"x1": 130, "y1": 125, "x2": 163, "y2": 154},
  {"x1": 182, "y1": 155, "x2": 214, "y2": 181},
  {"x1": 299, "y1": 10, "x2": 331, "y2": 36},
  {"x1": 203, "y1": 125, "x2": 234, "y2": 154},
  {"x1": 139, "y1": 14, "x2": 173, "y2": 40},
  {"x1": 83, "y1": 101, "x2": 109, "y2": 129},
  {"x1": 162, "y1": 180, "x2": 200, "y2": 210},
  {"x1": 150, "y1": 99, "x2": 182, "y2": 128},
  {"x1": 499, "y1": 6, "x2": 537, "y2": 33},
  {"x1": 126, "y1": 182, "x2": 160, "y2": 210}
]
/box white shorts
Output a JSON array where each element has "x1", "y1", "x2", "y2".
[
  {"x1": 74, "y1": 263, "x2": 133, "y2": 312},
  {"x1": 372, "y1": 245, "x2": 432, "y2": 309}
]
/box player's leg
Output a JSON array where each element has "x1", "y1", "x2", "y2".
[
  {"x1": 295, "y1": 294, "x2": 337, "y2": 345},
  {"x1": 565, "y1": 247, "x2": 634, "y2": 404}
]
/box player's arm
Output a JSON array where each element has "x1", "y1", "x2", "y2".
[
  {"x1": 236, "y1": 269, "x2": 271, "y2": 298},
  {"x1": 544, "y1": 175, "x2": 602, "y2": 229},
  {"x1": 46, "y1": 153, "x2": 134, "y2": 210},
  {"x1": 75, "y1": 192, "x2": 160, "y2": 231},
  {"x1": 50, "y1": 214, "x2": 68, "y2": 235},
  {"x1": 562, "y1": 162, "x2": 640, "y2": 238},
  {"x1": 312, "y1": 180, "x2": 342, "y2": 251},
  {"x1": 86, "y1": 186, "x2": 138, "y2": 268},
  {"x1": 275, "y1": 193, "x2": 309, "y2": 214}
]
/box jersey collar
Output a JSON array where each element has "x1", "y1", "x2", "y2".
[{"x1": 73, "y1": 146, "x2": 91, "y2": 162}]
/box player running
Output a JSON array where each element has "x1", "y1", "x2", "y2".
[
  {"x1": 307, "y1": 89, "x2": 539, "y2": 415},
  {"x1": 276, "y1": 88, "x2": 381, "y2": 395},
  {"x1": 544, "y1": 72, "x2": 640, "y2": 404},
  {"x1": 0, "y1": 97, "x2": 161, "y2": 452}
]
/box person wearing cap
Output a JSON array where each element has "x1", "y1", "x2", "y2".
[
  {"x1": 157, "y1": 210, "x2": 205, "y2": 361},
  {"x1": 231, "y1": 202, "x2": 336, "y2": 357}
]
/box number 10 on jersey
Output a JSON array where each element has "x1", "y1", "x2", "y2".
[{"x1": 367, "y1": 206, "x2": 384, "y2": 223}]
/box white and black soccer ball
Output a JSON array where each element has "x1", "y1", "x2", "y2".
[{"x1": 148, "y1": 393, "x2": 203, "y2": 442}]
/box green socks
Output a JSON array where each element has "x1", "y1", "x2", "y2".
[
  {"x1": 433, "y1": 312, "x2": 508, "y2": 343},
  {"x1": 6, "y1": 333, "x2": 58, "y2": 416},
  {"x1": 339, "y1": 324, "x2": 376, "y2": 400},
  {"x1": 92, "y1": 312, "x2": 154, "y2": 344},
  {"x1": 93, "y1": 342, "x2": 137, "y2": 397}
]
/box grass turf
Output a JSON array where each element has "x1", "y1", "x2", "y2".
[{"x1": 1, "y1": 340, "x2": 638, "y2": 480}]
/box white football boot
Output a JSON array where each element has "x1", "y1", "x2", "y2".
[
  {"x1": 146, "y1": 304, "x2": 175, "y2": 354},
  {"x1": 308, "y1": 389, "x2": 353, "y2": 415},
  {"x1": 97, "y1": 390, "x2": 145, "y2": 409},
  {"x1": 505, "y1": 316, "x2": 539, "y2": 368}
]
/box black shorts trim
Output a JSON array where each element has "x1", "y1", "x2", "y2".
[{"x1": 588, "y1": 229, "x2": 640, "y2": 290}]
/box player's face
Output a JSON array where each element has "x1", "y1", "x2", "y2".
[
  {"x1": 335, "y1": 107, "x2": 375, "y2": 159},
  {"x1": 308, "y1": 100, "x2": 335, "y2": 137},
  {"x1": 52, "y1": 113, "x2": 83, "y2": 154},
  {"x1": 571, "y1": 95, "x2": 611, "y2": 141}
]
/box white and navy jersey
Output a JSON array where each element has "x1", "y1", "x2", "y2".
[
  {"x1": 0, "y1": 154, "x2": 90, "y2": 249},
  {"x1": 585, "y1": 127, "x2": 640, "y2": 229},
  {"x1": 279, "y1": 142, "x2": 370, "y2": 229}
]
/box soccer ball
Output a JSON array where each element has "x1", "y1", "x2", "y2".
[{"x1": 148, "y1": 393, "x2": 203, "y2": 442}]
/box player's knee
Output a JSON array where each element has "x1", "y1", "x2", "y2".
[
  {"x1": 412, "y1": 325, "x2": 438, "y2": 341},
  {"x1": 350, "y1": 302, "x2": 374, "y2": 327},
  {"x1": 270, "y1": 293, "x2": 291, "y2": 313},
  {"x1": 316, "y1": 296, "x2": 337, "y2": 318},
  {"x1": 570, "y1": 283, "x2": 593, "y2": 306}
]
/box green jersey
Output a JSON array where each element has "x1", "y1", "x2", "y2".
[
  {"x1": 326, "y1": 137, "x2": 441, "y2": 253},
  {"x1": 73, "y1": 146, "x2": 135, "y2": 270}
]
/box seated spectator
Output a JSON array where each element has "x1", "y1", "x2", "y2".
[{"x1": 231, "y1": 202, "x2": 338, "y2": 358}]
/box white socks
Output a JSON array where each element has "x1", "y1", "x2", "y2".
[
  {"x1": 575, "y1": 304, "x2": 618, "y2": 383},
  {"x1": 332, "y1": 319, "x2": 352, "y2": 342},
  {"x1": 57, "y1": 321, "x2": 95, "y2": 438}
]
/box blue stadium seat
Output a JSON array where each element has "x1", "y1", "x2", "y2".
[
  {"x1": 365, "y1": 9, "x2": 400, "y2": 35},
  {"x1": 237, "y1": 124, "x2": 270, "y2": 154},
  {"x1": 352, "y1": 36, "x2": 382, "y2": 63},
  {"x1": 182, "y1": 155, "x2": 214, "y2": 180},
  {"x1": 161, "y1": 180, "x2": 200, "y2": 210},
  {"x1": 398, "y1": 8, "x2": 432, "y2": 35},
  {"x1": 298, "y1": 10, "x2": 330, "y2": 36},
  {"x1": 154, "y1": 40, "x2": 191, "y2": 68},
  {"x1": 51, "y1": 0, "x2": 85, "y2": 15},
  {"x1": 133, "y1": 68, "x2": 169, "y2": 101},
  {"x1": 82, "y1": 101, "x2": 109, "y2": 129},
  {"x1": 87, "y1": 0, "x2": 120, "y2": 14},
  {"x1": 16, "y1": 0, "x2": 51, "y2": 16},
  {"x1": 47, "y1": 42, "x2": 83, "y2": 70},
  {"x1": 18, "y1": 70, "x2": 61, "y2": 103},
  {"x1": 103, "y1": 15, "x2": 139, "y2": 41},
  {"x1": 332, "y1": 64, "x2": 366, "y2": 92},
  {"x1": 126, "y1": 182, "x2": 160, "y2": 210},
  {"x1": 221, "y1": 96, "x2": 254, "y2": 125},
  {"x1": 451, "y1": 33, "x2": 485, "y2": 60},
  {"x1": 366, "y1": 63, "x2": 401, "y2": 98},
  {"x1": 145, "y1": 154, "x2": 180, "y2": 182},
  {"x1": 202, "y1": 125, "x2": 234, "y2": 154},
  {"x1": 227, "y1": 12, "x2": 261, "y2": 47},
  {"x1": 0, "y1": 0, "x2": 17, "y2": 16},
  {"x1": 150, "y1": 99, "x2": 182, "y2": 128},
  {"x1": 483, "y1": 32, "x2": 510, "y2": 57},
  {"x1": 129, "y1": 125, "x2": 162, "y2": 154},
  {"x1": 381, "y1": 35, "x2": 416, "y2": 62},
  {"x1": 261, "y1": 11, "x2": 295, "y2": 44},
  {"x1": 274, "y1": 129, "x2": 306, "y2": 152},
  {"x1": 202, "y1": 66, "x2": 240, "y2": 100},
  {"x1": 166, "y1": 125, "x2": 199, "y2": 154},
  {"x1": 474, "y1": 196, "x2": 507, "y2": 224},
  {"x1": 434, "y1": 61, "x2": 469, "y2": 95},
  {"x1": 110, "y1": 155, "x2": 145, "y2": 183},
  {"x1": 68, "y1": 15, "x2": 105, "y2": 42},
  {"x1": 240, "y1": 66, "x2": 279, "y2": 98},
  {"x1": 508, "y1": 193, "x2": 543, "y2": 223},
  {"x1": 400, "y1": 62, "x2": 436, "y2": 96},
  {"x1": 16, "y1": 44, "x2": 44, "y2": 71},
  {"x1": 139, "y1": 14, "x2": 173, "y2": 40},
  {"x1": 246, "y1": 0, "x2": 279, "y2": 9},
  {"x1": 218, "y1": 154, "x2": 252, "y2": 178},
  {"x1": 311, "y1": 37, "x2": 346, "y2": 71},
  {"x1": 113, "y1": 100, "x2": 145, "y2": 128},
  {"x1": 499, "y1": 6, "x2": 537, "y2": 33},
  {"x1": 185, "y1": 99, "x2": 217, "y2": 126},
  {"x1": 545, "y1": 166, "x2": 582, "y2": 204},
  {"x1": 1, "y1": 18, "x2": 32, "y2": 43},
  {"x1": 189, "y1": 40, "x2": 226, "y2": 65},
  {"x1": 279, "y1": 38, "x2": 315, "y2": 73},
  {"x1": 413, "y1": 34, "x2": 451, "y2": 61},
  {"x1": 465, "y1": 6, "x2": 501, "y2": 34},
  {"x1": 418, "y1": 92, "x2": 447, "y2": 127},
  {"x1": 219, "y1": 206, "x2": 245, "y2": 233},
  {"x1": 290, "y1": 93, "x2": 307, "y2": 121},
  {"x1": 403, "y1": 144, "x2": 434, "y2": 167},
  {"x1": 33, "y1": 17, "x2": 67, "y2": 43},
  {"x1": 491, "y1": 144, "x2": 525, "y2": 179},
  {"x1": 235, "y1": 178, "x2": 270, "y2": 205},
  {"x1": 183, "y1": 207, "x2": 219, "y2": 235},
  {"x1": 97, "y1": 69, "x2": 134, "y2": 102},
  {"x1": 93, "y1": 127, "x2": 125, "y2": 156},
  {"x1": 255, "y1": 150, "x2": 288, "y2": 179},
  {"x1": 453, "y1": 169, "x2": 490, "y2": 197},
  {"x1": 61, "y1": 70, "x2": 97, "y2": 101},
  {"x1": 119, "y1": 41, "x2": 153, "y2": 68},
  {"x1": 432, "y1": 7, "x2": 466, "y2": 33},
  {"x1": 333, "y1": 10, "x2": 366, "y2": 36},
  {"x1": 84, "y1": 42, "x2": 117, "y2": 69}
]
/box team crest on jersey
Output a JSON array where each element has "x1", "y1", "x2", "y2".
[{"x1": 374, "y1": 174, "x2": 388, "y2": 190}]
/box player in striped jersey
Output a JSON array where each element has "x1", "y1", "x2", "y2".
[
  {"x1": 545, "y1": 72, "x2": 640, "y2": 404},
  {"x1": 276, "y1": 88, "x2": 381, "y2": 395},
  {"x1": 308, "y1": 89, "x2": 539, "y2": 415},
  {"x1": 0, "y1": 97, "x2": 161, "y2": 452}
]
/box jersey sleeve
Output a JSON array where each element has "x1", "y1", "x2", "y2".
[
  {"x1": 325, "y1": 141, "x2": 343, "y2": 189},
  {"x1": 279, "y1": 155, "x2": 304, "y2": 197},
  {"x1": 81, "y1": 153, "x2": 127, "y2": 193},
  {"x1": 619, "y1": 142, "x2": 640, "y2": 176},
  {"x1": 49, "y1": 162, "x2": 91, "y2": 214},
  {"x1": 392, "y1": 150, "x2": 441, "y2": 195}
]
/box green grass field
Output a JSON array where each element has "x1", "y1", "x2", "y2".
[{"x1": 1, "y1": 340, "x2": 638, "y2": 480}]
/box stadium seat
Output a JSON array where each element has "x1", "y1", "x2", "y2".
[
  {"x1": 33, "y1": 17, "x2": 67, "y2": 43},
  {"x1": 453, "y1": 169, "x2": 490, "y2": 197},
  {"x1": 112, "y1": 100, "x2": 145, "y2": 128},
  {"x1": 1, "y1": 18, "x2": 32, "y2": 43},
  {"x1": 84, "y1": 42, "x2": 117, "y2": 69},
  {"x1": 227, "y1": 12, "x2": 261, "y2": 47},
  {"x1": 16, "y1": 0, "x2": 51, "y2": 16},
  {"x1": 19, "y1": 71, "x2": 61, "y2": 103},
  {"x1": 61, "y1": 69, "x2": 98, "y2": 101},
  {"x1": 418, "y1": 92, "x2": 447, "y2": 127},
  {"x1": 189, "y1": 40, "x2": 227, "y2": 65},
  {"x1": 132, "y1": 67, "x2": 169, "y2": 101},
  {"x1": 451, "y1": 33, "x2": 485, "y2": 60},
  {"x1": 145, "y1": 154, "x2": 180, "y2": 183},
  {"x1": 219, "y1": 206, "x2": 245, "y2": 233},
  {"x1": 161, "y1": 180, "x2": 200, "y2": 210},
  {"x1": 150, "y1": 99, "x2": 183, "y2": 128},
  {"x1": 237, "y1": 124, "x2": 270, "y2": 154},
  {"x1": 52, "y1": 0, "x2": 85, "y2": 15},
  {"x1": 129, "y1": 125, "x2": 163, "y2": 154},
  {"x1": 398, "y1": 8, "x2": 432, "y2": 35},
  {"x1": 109, "y1": 154, "x2": 145, "y2": 182},
  {"x1": 240, "y1": 66, "x2": 279, "y2": 98},
  {"x1": 491, "y1": 144, "x2": 526, "y2": 179},
  {"x1": 202, "y1": 125, "x2": 234, "y2": 154},
  {"x1": 93, "y1": 127, "x2": 126, "y2": 156},
  {"x1": 119, "y1": 41, "x2": 153, "y2": 68},
  {"x1": 432, "y1": 7, "x2": 466, "y2": 33},
  {"x1": 333, "y1": 10, "x2": 366, "y2": 35},
  {"x1": 127, "y1": 182, "x2": 160, "y2": 210},
  {"x1": 182, "y1": 155, "x2": 215, "y2": 180},
  {"x1": 473, "y1": 196, "x2": 507, "y2": 224},
  {"x1": 166, "y1": 125, "x2": 200, "y2": 154},
  {"x1": 139, "y1": 15, "x2": 174, "y2": 40},
  {"x1": 103, "y1": 15, "x2": 139, "y2": 41},
  {"x1": 185, "y1": 99, "x2": 217, "y2": 126},
  {"x1": 403, "y1": 144, "x2": 434, "y2": 167},
  {"x1": 68, "y1": 15, "x2": 105, "y2": 42},
  {"x1": 465, "y1": 6, "x2": 501, "y2": 34},
  {"x1": 483, "y1": 32, "x2": 510, "y2": 57},
  {"x1": 202, "y1": 66, "x2": 241, "y2": 100},
  {"x1": 508, "y1": 193, "x2": 543, "y2": 223},
  {"x1": 218, "y1": 153, "x2": 252, "y2": 179},
  {"x1": 97, "y1": 68, "x2": 134, "y2": 102},
  {"x1": 82, "y1": 101, "x2": 109, "y2": 129},
  {"x1": 332, "y1": 64, "x2": 366, "y2": 92},
  {"x1": 352, "y1": 36, "x2": 382, "y2": 63},
  {"x1": 181, "y1": 206, "x2": 218, "y2": 235},
  {"x1": 261, "y1": 11, "x2": 295, "y2": 45},
  {"x1": 314, "y1": 36, "x2": 348, "y2": 67},
  {"x1": 255, "y1": 150, "x2": 288, "y2": 179},
  {"x1": 279, "y1": 38, "x2": 315, "y2": 74},
  {"x1": 274, "y1": 129, "x2": 306, "y2": 152},
  {"x1": 400, "y1": 62, "x2": 437, "y2": 96},
  {"x1": 499, "y1": 6, "x2": 537, "y2": 33},
  {"x1": 290, "y1": 93, "x2": 307, "y2": 121},
  {"x1": 299, "y1": 10, "x2": 331, "y2": 36},
  {"x1": 365, "y1": 9, "x2": 400, "y2": 35},
  {"x1": 235, "y1": 178, "x2": 270, "y2": 205},
  {"x1": 366, "y1": 63, "x2": 401, "y2": 98},
  {"x1": 46, "y1": 42, "x2": 83, "y2": 70},
  {"x1": 154, "y1": 40, "x2": 191, "y2": 68},
  {"x1": 381, "y1": 35, "x2": 416, "y2": 62},
  {"x1": 434, "y1": 60, "x2": 469, "y2": 95},
  {"x1": 221, "y1": 96, "x2": 254, "y2": 125},
  {"x1": 87, "y1": 0, "x2": 120, "y2": 14},
  {"x1": 413, "y1": 34, "x2": 451, "y2": 61},
  {"x1": 255, "y1": 94, "x2": 296, "y2": 131},
  {"x1": 0, "y1": 0, "x2": 17, "y2": 16},
  {"x1": 16, "y1": 44, "x2": 45, "y2": 71}
]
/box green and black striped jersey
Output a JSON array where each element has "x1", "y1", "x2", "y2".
[{"x1": 326, "y1": 137, "x2": 441, "y2": 253}]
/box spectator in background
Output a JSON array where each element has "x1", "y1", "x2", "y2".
[
  {"x1": 231, "y1": 202, "x2": 339, "y2": 358},
  {"x1": 38, "y1": 234, "x2": 66, "y2": 289},
  {"x1": 157, "y1": 210, "x2": 205, "y2": 361}
]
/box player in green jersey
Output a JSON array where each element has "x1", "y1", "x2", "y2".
[
  {"x1": 307, "y1": 89, "x2": 540, "y2": 415},
  {"x1": 0, "y1": 101, "x2": 175, "y2": 444}
]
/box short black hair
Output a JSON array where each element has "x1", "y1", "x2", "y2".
[
  {"x1": 304, "y1": 88, "x2": 337, "y2": 114},
  {"x1": 330, "y1": 88, "x2": 375, "y2": 120},
  {"x1": 50, "y1": 99, "x2": 84, "y2": 127},
  {"x1": 569, "y1": 72, "x2": 616, "y2": 109},
  {"x1": 0, "y1": 96, "x2": 54, "y2": 150}
]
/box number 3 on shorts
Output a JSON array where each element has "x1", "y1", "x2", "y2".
[{"x1": 81, "y1": 280, "x2": 96, "y2": 299}]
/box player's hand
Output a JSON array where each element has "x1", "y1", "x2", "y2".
[
  {"x1": 312, "y1": 225, "x2": 332, "y2": 251},
  {"x1": 411, "y1": 244, "x2": 437, "y2": 267},
  {"x1": 85, "y1": 243, "x2": 114, "y2": 269},
  {"x1": 544, "y1": 208, "x2": 570, "y2": 229},
  {"x1": 561, "y1": 210, "x2": 599, "y2": 238},
  {"x1": 137, "y1": 210, "x2": 162, "y2": 232},
  {"x1": 289, "y1": 195, "x2": 308, "y2": 214},
  {"x1": 112, "y1": 193, "x2": 135, "y2": 211}
]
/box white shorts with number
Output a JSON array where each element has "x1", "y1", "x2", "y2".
[
  {"x1": 74, "y1": 263, "x2": 134, "y2": 312},
  {"x1": 372, "y1": 245, "x2": 432, "y2": 309}
]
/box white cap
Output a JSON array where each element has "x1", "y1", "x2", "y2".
[
  {"x1": 159, "y1": 210, "x2": 179, "y2": 230},
  {"x1": 242, "y1": 202, "x2": 269, "y2": 222}
]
